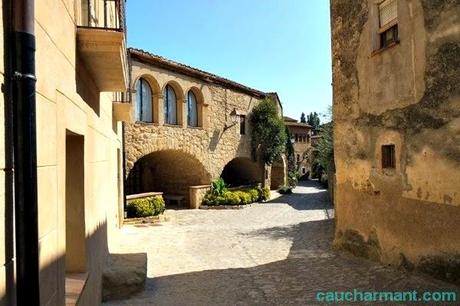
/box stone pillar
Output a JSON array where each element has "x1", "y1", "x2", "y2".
[
  {"x1": 157, "y1": 94, "x2": 164, "y2": 125},
  {"x1": 201, "y1": 104, "x2": 209, "y2": 129},
  {"x1": 179, "y1": 98, "x2": 187, "y2": 127}
]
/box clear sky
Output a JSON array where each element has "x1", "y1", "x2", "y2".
[{"x1": 126, "y1": 0, "x2": 332, "y2": 122}]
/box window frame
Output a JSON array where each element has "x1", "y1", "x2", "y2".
[
  {"x1": 377, "y1": 0, "x2": 399, "y2": 51},
  {"x1": 187, "y1": 91, "x2": 199, "y2": 127},
  {"x1": 164, "y1": 84, "x2": 178, "y2": 125},
  {"x1": 381, "y1": 144, "x2": 396, "y2": 169},
  {"x1": 239, "y1": 115, "x2": 246, "y2": 135},
  {"x1": 135, "y1": 77, "x2": 153, "y2": 123}
]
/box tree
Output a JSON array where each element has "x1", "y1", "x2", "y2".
[
  {"x1": 300, "y1": 112, "x2": 306, "y2": 123},
  {"x1": 284, "y1": 126, "x2": 297, "y2": 186},
  {"x1": 315, "y1": 106, "x2": 334, "y2": 173},
  {"x1": 250, "y1": 98, "x2": 287, "y2": 165},
  {"x1": 307, "y1": 112, "x2": 321, "y2": 133}
]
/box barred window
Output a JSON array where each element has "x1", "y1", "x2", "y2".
[{"x1": 382, "y1": 145, "x2": 396, "y2": 169}]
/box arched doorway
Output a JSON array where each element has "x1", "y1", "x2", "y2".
[
  {"x1": 220, "y1": 157, "x2": 263, "y2": 187},
  {"x1": 126, "y1": 150, "x2": 211, "y2": 207}
]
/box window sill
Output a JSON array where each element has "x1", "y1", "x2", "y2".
[
  {"x1": 371, "y1": 40, "x2": 400, "y2": 57},
  {"x1": 65, "y1": 272, "x2": 88, "y2": 306},
  {"x1": 163, "y1": 123, "x2": 183, "y2": 128},
  {"x1": 134, "y1": 121, "x2": 159, "y2": 126},
  {"x1": 187, "y1": 126, "x2": 204, "y2": 130}
]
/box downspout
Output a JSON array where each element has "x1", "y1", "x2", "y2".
[{"x1": 12, "y1": 0, "x2": 40, "y2": 304}]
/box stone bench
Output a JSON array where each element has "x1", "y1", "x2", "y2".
[{"x1": 164, "y1": 194, "x2": 185, "y2": 207}]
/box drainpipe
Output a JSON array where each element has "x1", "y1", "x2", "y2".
[{"x1": 12, "y1": 0, "x2": 40, "y2": 304}]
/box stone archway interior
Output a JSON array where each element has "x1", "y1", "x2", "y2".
[
  {"x1": 221, "y1": 157, "x2": 262, "y2": 187},
  {"x1": 126, "y1": 150, "x2": 211, "y2": 205}
]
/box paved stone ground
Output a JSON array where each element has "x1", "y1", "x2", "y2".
[{"x1": 105, "y1": 181, "x2": 459, "y2": 305}]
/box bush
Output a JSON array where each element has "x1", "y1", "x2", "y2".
[
  {"x1": 223, "y1": 191, "x2": 240, "y2": 205},
  {"x1": 234, "y1": 191, "x2": 252, "y2": 204},
  {"x1": 127, "y1": 196, "x2": 165, "y2": 218},
  {"x1": 246, "y1": 189, "x2": 260, "y2": 202},
  {"x1": 152, "y1": 196, "x2": 166, "y2": 215},
  {"x1": 202, "y1": 187, "x2": 268, "y2": 206},
  {"x1": 258, "y1": 186, "x2": 271, "y2": 201},
  {"x1": 278, "y1": 186, "x2": 293, "y2": 194}
]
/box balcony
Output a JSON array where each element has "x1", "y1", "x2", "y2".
[
  {"x1": 77, "y1": 0, "x2": 128, "y2": 92},
  {"x1": 113, "y1": 92, "x2": 133, "y2": 122}
]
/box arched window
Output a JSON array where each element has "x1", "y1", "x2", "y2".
[
  {"x1": 135, "y1": 78, "x2": 152, "y2": 122},
  {"x1": 187, "y1": 91, "x2": 198, "y2": 127},
  {"x1": 164, "y1": 85, "x2": 177, "y2": 125}
]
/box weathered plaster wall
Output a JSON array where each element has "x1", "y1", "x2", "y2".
[
  {"x1": 125, "y1": 59, "x2": 269, "y2": 202},
  {"x1": 331, "y1": 0, "x2": 460, "y2": 284},
  {"x1": 0, "y1": 1, "x2": 126, "y2": 304}
]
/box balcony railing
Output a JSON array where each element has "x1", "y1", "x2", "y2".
[
  {"x1": 80, "y1": 0, "x2": 124, "y2": 30},
  {"x1": 113, "y1": 91, "x2": 133, "y2": 122}
]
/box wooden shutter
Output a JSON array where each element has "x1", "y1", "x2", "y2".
[{"x1": 379, "y1": 0, "x2": 397, "y2": 27}]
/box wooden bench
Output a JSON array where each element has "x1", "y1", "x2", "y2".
[{"x1": 163, "y1": 194, "x2": 185, "y2": 208}]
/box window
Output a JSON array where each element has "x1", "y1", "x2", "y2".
[
  {"x1": 378, "y1": 0, "x2": 398, "y2": 49},
  {"x1": 382, "y1": 144, "x2": 396, "y2": 169},
  {"x1": 135, "y1": 78, "x2": 152, "y2": 122},
  {"x1": 187, "y1": 91, "x2": 198, "y2": 127},
  {"x1": 295, "y1": 134, "x2": 298, "y2": 142},
  {"x1": 303, "y1": 134, "x2": 306, "y2": 142},
  {"x1": 296, "y1": 154, "x2": 300, "y2": 163},
  {"x1": 164, "y1": 85, "x2": 177, "y2": 125},
  {"x1": 302, "y1": 167, "x2": 306, "y2": 174},
  {"x1": 239, "y1": 115, "x2": 246, "y2": 135}
]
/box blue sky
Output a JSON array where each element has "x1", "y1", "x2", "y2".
[{"x1": 127, "y1": 0, "x2": 332, "y2": 122}]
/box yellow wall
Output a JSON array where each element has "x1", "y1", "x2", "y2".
[{"x1": 0, "y1": 0, "x2": 125, "y2": 304}]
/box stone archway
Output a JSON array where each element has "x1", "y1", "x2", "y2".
[
  {"x1": 220, "y1": 157, "x2": 263, "y2": 187},
  {"x1": 126, "y1": 150, "x2": 211, "y2": 206}
]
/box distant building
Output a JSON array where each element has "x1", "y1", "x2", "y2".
[
  {"x1": 284, "y1": 116, "x2": 313, "y2": 178},
  {"x1": 331, "y1": 0, "x2": 460, "y2": 283}
]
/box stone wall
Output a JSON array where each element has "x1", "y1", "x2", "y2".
[
  {"x1": 125, "y1": 58, "x2": 273, "y2": 203},
  {"x1": 331, "y1": 0, "x2": 460, "y2": 284}
]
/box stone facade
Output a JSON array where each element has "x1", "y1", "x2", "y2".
[
  {"x1": 331, "y1": 0, "x2": 460, "y2": 284},
  {"x1": 125, "y1": 49, "x2": 284, "y2": 206},
  {"x1": 284, "y1": 117, "x2": 313, "y2": 178},
  {"x1": 1, "y1": 0, "x2": 128, "y2": 304}
]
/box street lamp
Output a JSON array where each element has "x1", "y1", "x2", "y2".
[{"x1": 223, "y1": 108, "x2": 239, "y2": 131}]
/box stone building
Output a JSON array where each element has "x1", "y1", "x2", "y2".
[
  {"x1": 125, "y1": 49, "x2": 285, "y2": 207},
  {"x1": 284, "y1": 116, "x2": 313, "y2": 178},
  {"x1": 1, "y1": 0, "x2": 129, "y2": 304},
  {"x1": 331, "y1": 0, "x2": 460, "y2": 283}
]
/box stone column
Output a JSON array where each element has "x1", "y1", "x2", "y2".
[
  {"x1": 179, "y1": 98, "x2": 187, "y2": 127},
  {"x1": 156, "y1": 93, "x2": 164, "y2": 125}
]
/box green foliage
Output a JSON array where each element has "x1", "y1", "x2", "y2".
[
  {"x1": 307, "y1": 112, "x2": 321, "y2": 133},
  {"x1": 211, "y1": 178, "x2": 227, "y2": 196},
  {"x1": 258, "y1": 186, "x2": 271, "y2": 201},
  {"x1": 278, "y1": 186, "x2": 293, "y2": 194},
  {"x1": 223, "y1": 191, "x2": 241, "y2": 205},
  {"x1": 250, "y1": 98, "x2": 287, "y2": 165},
  {"x1": 300, "y1": 112, "x2": 306, "y2": 123},
  {"x1": 285, "y1": 126, "x2": 296, "y2": 181},
  {"x1": 234, "y1": 191, "x2": 252, "y2": 204},
  {"x1": 316, "y1": 121, "x2": 335, "y2": 173},
  {"x1": 127, "y1": 196, "x2": 165, "y2": 218},
  {"x1": 247, "y1": 189, "x2": 260, "y2": 202},
  {"x1": 152, "y1": 196, "x2": 166, "y2": 215},
  {"x1": 202, "y1": 187, "x2": 267, "y2": 206},
  {"x1": 288, "y1": 170, "x2": 299, "y2": 187}
]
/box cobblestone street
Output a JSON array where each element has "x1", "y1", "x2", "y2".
[{"x1": 105, "y1": 181, "x2": 459, "y2": 305}]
